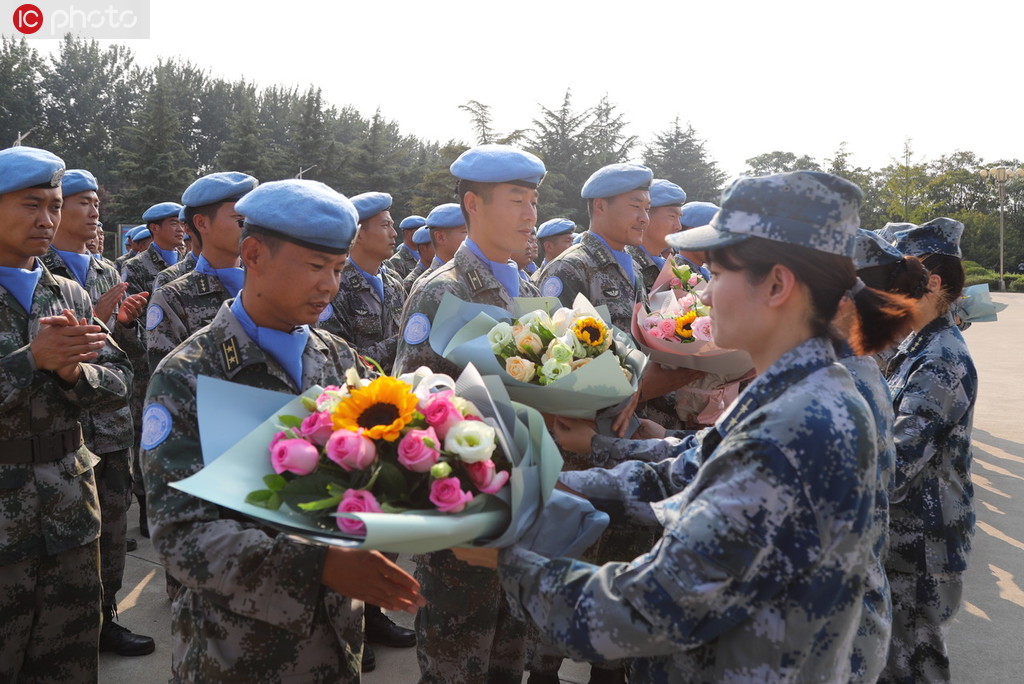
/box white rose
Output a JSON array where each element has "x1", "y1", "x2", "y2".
[
  {"x1": 542, "y1": 340, "x2": 573, "y2": 364},
  {"x1": 505, "y1": 356, "x2": 537, "y2": 383},
  {"x1": 517, "y1": 309, "x2": 553, "y2": 333},
  {"x1": 550, "y1": 307, "x2": 575, "y2": 336},
  {"x1": 538, "y1": 358, "x2": 573, "y2": 385},
  {"x1": 487, "y1": 322, "x2": 515, "y2": 354},
  {"x1": 452, "y1": 396, "x2": 483, "y2": 419},
  {"x1": 444, "y1": 420, "x2": 497, "y2": 463}
]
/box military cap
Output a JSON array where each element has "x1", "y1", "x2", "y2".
[
  {"x1": 350, "y1": 191, "x2": 393, "y2": 223},
  {"x1": 235, "y1": 179, "x2": 358, "y2": 254},
  {"x1": 426, "y1": 203, "x2": 465, "y2": 229},
  {"x1": 649, "y1": 179, "x2": 687, "y2": 208},
  {"x1": 183, "y1": 232, "x2": 191, "y2": 241},
  {"x1": 143, "y1": 202, "x2": 184, "y2": 222},
  {"x1": 875, "y1": 222, "x2": 915, "y2": 244},
  {"x1": 853, "y1": 229, "x2": 904, "y2": 270},
  {"x1": 572, "y1": 232, "x2": 584, "y2": 245},
  {"x1": 450, "y1": 144, "x2": 546, "y2": 187},
  {"x1": 667, "y1": 171, "x2": 863, "y2": 257},
  {"x1": 679, "y1": 201, "x2": 720, "y2": 229},
  {"x1": 412, "y1": 226, "x2": 432, "y2": 245},
  {"x1": 893, "y1": 217, "x2": 963, "y2": 259},
  {"x1": 61, "y1": 169, "x2": 98, "y2": 197},
  {"x1": 181, "y1": 171, "x2": 258, "y2": 208},
  {"x1": 581, "y1": 163, "x2": 653, "y2": 199},
  {"x1": 400, "y1": 215, "x2": 427, "y2": 230},
  {"x1": 0, "y1": 146, "x2": 65, "y2": 195},
  {"x1": 133, "y1": 226, "x2": 152, "y2": 241},
  {"x1": 537, "y1": 218, "x2": 576, "y2": 239}
]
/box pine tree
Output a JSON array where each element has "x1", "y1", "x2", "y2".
[{"x1": 643, "y1": 118, "x2": 727, "y2": 202}]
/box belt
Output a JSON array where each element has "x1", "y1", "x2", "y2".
[{"x1": 0, "y1": 425, "x2": 84, "y2": 465}]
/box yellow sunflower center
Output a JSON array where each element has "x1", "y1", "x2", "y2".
[
  {"x1": 572, "y1": 316, "x2": 607, "y2": 347},
  {"x1": 675, "y1": 311, "x2": 697, "y2": 339},
  {"x1": 332, "y1": 376, "x2": 418, "y2": 442}
]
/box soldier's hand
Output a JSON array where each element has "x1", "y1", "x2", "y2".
[
  {"x1": 321, "y1": 548, "x2": 424, "y2": 613},
  {"x1": 610, "y1": 392, "x2": 640, "y2": 436},
  {"x1": 639, "y1": 363, "x2": 707, "y2": 402},
  {"x1": 634, "y1": 418, "x2": 666, "y2": 440},
  {"x1": 117, "y1": 292, "x2": 149, "y2": 326},
  {"x1": 94, "y1": 281, "x2": 128, "y2": 323},
  {"x1": 451, "y1": 547, "x2": 498, "y2": 569},
  {"x1": 31, "y1": 309, "x2": 107, "y2": 384},
  {"x1": 551, "y1": 416, "x2": 597, "y2": 454}
]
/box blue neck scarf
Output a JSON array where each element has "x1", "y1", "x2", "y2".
[
  {"x1": 196, "y1": 255, "x2": 244, "y2": 297},
  {"x1": 92, "y1": 253, "x2": 103, "y2": 260},
  {"x1": 676, "y1": 254, "x2": 711, "y2": 281},
  {"x1": 640, "y1": 246, "x2": 667, "y2": 270},
  {"x1": 464, "y1": 238, "x2": 520, "y2": 297},
  {"x1": 0, "y1": 260, "x2": 43, "y2": 313},
  {"x1": 349, "y1": 257, "x2": 384, "y2": 302},
  {"x1": 590, "y1": 232, "x2": 636, "y2": 284},
  {"x1": 229, "y1": 295, "x2": 309, "y2": 388},
  {"x1": 153, "y1": 243, "x2": 179, "y2": 266},
  {"x1": 53, "y1": 248, "x2": 93, "y2": 286}
]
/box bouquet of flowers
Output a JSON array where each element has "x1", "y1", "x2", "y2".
[{"x1": 429, "y1": 293, "x2": 646, "y2": 418}]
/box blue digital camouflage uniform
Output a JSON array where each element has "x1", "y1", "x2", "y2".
[
  {"x1": 386, "y1": 243, "x2": 420, "y2": 280},
  {"x1": 41, "y1": 248, "x2": 138, "y2": 605},
  {"x1": 393, "y1": 242, "x2": 537, "y2": 684},
  {"x1": 879, "y1": 313, "x2": 977, "y2": 684},
  {"x1": 0, "y1": 262, "x2": 132, "y2": 682},
  {"x1": 141, "y1": 302, "x2": 367, "y2": 682},
  {"x1": 145, "y1": 267, "x2": 233, "y2": 371},
  {"x1": 153, "y1": 251, "x2": 198, "y2": 292},
  {"x1": 506, "y1": 337, "x2": 883, "y2": 682},
  {"x1": 319, "y1": 260, "x2": 405, "y2": 374}
]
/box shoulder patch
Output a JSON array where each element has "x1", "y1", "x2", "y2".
[
  {"x1": 146, "y1": 304, "x2": 164, "y2": 330},
  {"x1": 222, "y1": 336, "x2": 241, "y2": 371},
  {"x1": 403, "y1": 312, "x2": 431, "y2": 345},
  {"x1": 541, "y1": 276, "x2": 563, "y2": 297},
  {"x1": 140, "y1": 403, "x2": 173, "y2": 450},
  {"x1": 318, "y1": 302, "x2": 334, "y2": 322},
  {"x1": 602, "y1": 288, "x2": 620, "y2": 299}
]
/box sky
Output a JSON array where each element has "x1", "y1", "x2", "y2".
[{"x1": 16, "y1": 0, "x2": 1024, "y2": 178}]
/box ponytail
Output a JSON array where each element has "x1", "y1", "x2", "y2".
[{"x1": 847, "y1": 285, "x2": 916, "y2": 355}]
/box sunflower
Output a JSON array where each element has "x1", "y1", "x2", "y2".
[
  {"x1": 571, "y1": 316, "x2": 608, "y2": 348},
  {"x1": 331, "y1": 376, "x2": 419, "y2": 442},
  {"x1": 675, "y1": 311, "x2": 697, "y2": 340}
]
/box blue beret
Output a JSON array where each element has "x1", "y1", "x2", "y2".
[
  {"x1": 412, "y1": 226, "x2": 432, "y2": 245},
  {"x1": 875, "y1": 222, "x2": 914, "y2": 244},
  {"x1": 893, "y1": 217, "x2": 963, "y2": 259},
  {"x1": 572, "y1": 232, "x2": 584, "y2": 245},
  {"x1": 61, "y1": 169, "x2": 98, "y2": 197},
  {"x1": 450, "y1": 144, "x2": 546, "y2": 186},
  {"x1": 426, "y1": 203, "x2": 465, "y2": 229},
  {"x1": 0, "y1": 146, "x2": 65, "y2": 195},
  {"x1": 235, "y1": 179, "x2": 358, "y2": 254},
  {"x1": 537, "y1": 218, "x2": 576, "y2": 239},
  {"x1": 143, "y1": 202, "x2": 184, "y2": 222},
  {"x1": 679, "y1": 201, "x2": 720, "y2": 229},
  {"x1": 181, "y1": 171, "x2": 258, "y2": 208},
  {"x1": 350, "y1": 192, "x2": 393, "y2": 223},
  {"x1": 133, "y1": 227, "x2": 152, "y2": 241},
  {"x1": 649, "y1": 179, "x2": 687, "y2": 208},
  {"x1": 178, "y1": 206, "x2": 187, "y2": 221},
  {"x1": 668, "y1": 171, "x2": 863, "y2": 258},
  {"x1": 399, "y1": 215, "x2": 427, "y2": 230},
  {"x1": 183, "y1": 232, "x2": 191, "y2": 241},
  {"x1": 581, "y1": 163, "x2": 653, "y2": 199},
  {"x1": 853, "y1": 229, "x2": 904, "y2": 270}
]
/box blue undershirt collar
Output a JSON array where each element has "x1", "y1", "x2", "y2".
[
  {"x1": 229, "y1": 294, "x2": 309, "y2": 388},
  {"x1": 349, "y1": 257, "x2": 384, "y2": 302},
  {"x1": 464, "y1": 238, "x2": 520, "y2": 297},
  {"x1": 590, "y1": 232, "x2": 636, "y2": 284},
  {"x1": 0, "y1": 259, "x2": 43, "y2": 313},
  {"x1": 53, "y1": 248, "x2": 93, "y2": 286},
  {"x1": 195, "y1": 255, "x2": 244, "y2": 297},
  {"x1": 153, "y1": 244, "x2": 179, "y2": 266}
]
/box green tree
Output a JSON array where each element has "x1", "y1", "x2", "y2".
[
  {"x1": 825, "y1": 142, "x2": 885, "y2": 230},
  {"x1": 528, "y1": 89, "x2": 594, "y2": 224},
  {"x1": 743, "y1": 150, "x2": 821, "y2": 175},
  {"x1": 877, "y1": 139, "x2": 937, "y2": 223},
  {"x1": 0, "y1": 37, "x2": 48, "y2": 149},
  {"x1": 582, "y1": 94, "x2": 636, "y2": 168},
  {"x1": 643, "y1": 118, "x2": 727, "y2": 202}
]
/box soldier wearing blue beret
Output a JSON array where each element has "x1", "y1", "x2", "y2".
[
  {"x1": 141, "y1": 179, "x2": 424, "y2": 682},
  {"x1": 626, "y1": 179, "x2": 686, "y2": 292},
  {"x1": 535, "y1": 218, "x2": 575, "y2": 268},
  {"x1": 401, "y1": 226, "x2": 436, "y2": 292},
  {"x1": 675, "y1": 201, "x2": 718, "y2": 278},
  {"x1": 386, "y1": 215, "x2": 428, "y2": 280},
  {"x1": 0, "y1": 147, "x2": 134, "y2": 681},
  {"x1": 394, "y1": 144, "x2": 546, "y2": 684},
  {"x1": 404, "y1": 203, "x2": 469, "y2": 293}
]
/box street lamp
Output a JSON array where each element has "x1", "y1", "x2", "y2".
[{"x1": 979, "y1": 165, "x2": 1024, "y2": 291}]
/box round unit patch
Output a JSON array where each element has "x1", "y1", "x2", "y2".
[
  {"x1": 318, "y1": 303, "x2": 334, "y2": 322},
  {"x1": 140, "y1": 403, "x2": 173, "y2": 450},
  {"x1": 540, "y1": 276, "x2": 563, "y2": 298},
  {"x1": 403, "y1": 313, "x2": 431, "y2": 345},
  {"x1": 146, "y1": 304, "x2": 164, "y2": 330}
]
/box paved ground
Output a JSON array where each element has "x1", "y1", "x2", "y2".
[{"x1": 100, "y1": 294, "x2": 1024, "y2": 683}]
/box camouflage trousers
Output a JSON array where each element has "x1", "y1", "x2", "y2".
[
  {"x1": 0, "y1": 540, "x2": 101, "y2": 683},
  {"x1": 878, "y1": 570, "x2": 963, "y2": 684},
  {"x1": 95, "y1": 448, "x2": 133, "y2": 602},
  {"x1": 414, "y1": 550, "x2": 526, "y2": 683}
]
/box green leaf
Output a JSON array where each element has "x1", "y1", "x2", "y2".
[
  {"x1": 301, "y1": 396, "x2": 318, "y2": 412},
  {"x1": 245, "y1": 489, "x2": 282, "y2": 510},
  {"x1": 380, "y1": 502, "x2": 410, "y2": 514},
  {"x1": 375, "y1": 460, "x2": 409, "y2": 499},
  {"x1": 263, "y1": 474, "x2": 288, "y2": 491},
  {"x1": 297, "y1": 494, "x2": 344, "y2": 511},
  {"x1": 278, "y1": 414, "x2": 303, "y2": 429}
]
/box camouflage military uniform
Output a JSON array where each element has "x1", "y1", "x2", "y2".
[
  {"x1": 319, "y1": 260, "x2": 405, "y2": 374},
  {"x1": 153, "y1": 251, "x2": 198, "y2": 292},
  {"x1": 404, "y1": 257, "x2": 442, "y2": 294},
  {"x1": 41, "y1": 248, "x2": 137, "y2": 605},
  {"x1": 114, "y1": 251, "x2": 134, "y2": 270},
  {"x1": 879, "y1": 313, "x2": 977, "y2": 684},
  {"x1": 386, "y1": 243, "x2": 420, "y2": 280},
  {"x1": 394, "y1": 243, "x2": 536, "y2": 684},
  {"x1": 122, "y1": 243, "x2": 176, "y2": 297},
  {"x1": 507, "y1": 337, "x2": 883, "y2": 682},
  {"x1": 625, "y1": 244, "x2": 663, "y2": 294},
  {"x1": 141, "y1": 302, "x2": 366, "y2": 682},
  {"x1": 0, "y1": 262, "x2": 132, "y2": 683},
  {"x1": 145, "y1": 265, "x2": 232, "y2": 371}
]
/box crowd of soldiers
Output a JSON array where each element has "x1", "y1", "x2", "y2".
[{"x1": 1, "y1": 141, "x2": 976, "y2": 684}]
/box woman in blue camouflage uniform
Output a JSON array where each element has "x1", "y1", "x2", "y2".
[
  {"x1": 457, "y1": 171, "x2": 917, "y2": 682},
  {"x1": 878, "y1": 219, "x2": 978, "y2": 684}
]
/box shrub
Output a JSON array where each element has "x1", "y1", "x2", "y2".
[
  {"x1": 1010, "y1": 279, "x2": 1024, "y2": 293},
  {"x1": 966, "y1": 274, "x2": 1001, "y2": 288}
]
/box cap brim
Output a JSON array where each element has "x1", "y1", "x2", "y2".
[{"x1": 666, "y1": 224, "x2": 749, "y2": 251}]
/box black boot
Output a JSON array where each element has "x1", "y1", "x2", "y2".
[
  {"x1": 99, "y1": 604, "x2": 156, "y2": 656},
  {"x1": 364, "y1": 603, "x2": 415, "y2": 648},
  {"x1": 588, "y1": 666, "x2": 626, "y2": 684},
  {"x1": 138, "y1": 495, "x2": 149, "y2": 538},
  {"x1": 361, "y1": 639, "x2": 376, "y2": 673}
]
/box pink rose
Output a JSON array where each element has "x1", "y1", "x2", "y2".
[
  {"x1": 688, "y1": 274, "x2": 700, "y2": 287},
  {"x1": 299, "y1": 410, "x2": 335, "y2": 445},
  {"x1": 336, "y1": 489, "x2": 383, "y2": 535},
  {"x1": 465, "y1": 460, "x2": 510, "y2": 494},
  {"x1": 669, "y1": 277, "x2": 682, "y2": 289},
  {"x1": 648, "y1": 327, "x2": 667, "y2": 340},
  {"x1": 325, "y1": 429, "x2": 377, "y2": 471},
  {"x1": 429, "y1": 477, "x2": 474, "y2": 513},
  {"x1": 641, "y1": 315, "x2": 660, "y2": 331},
  {"x1": 270, "y1": 430, "x2": 288, "y2": 450},
  {"x1": 315, "y1": 385, "x2": 343, "y2": 410},
  {"x1": 691, "y1": 316, "x2": 714, "y2": 342},
  {"x1": 270, "y1": 438, "x2": 320, "y2": 476},
  {"x1": 397, "y1": 427, "x2": 441, "y2": 472},
  {"x1": 679, "y1": 294, "x2": 696, "y2": 310},
  {"x1": 422, "y1": 390, "x2": 463, "y2": 438},
  {"x1": 657, "y1": 319, "x2": 677, "y2": 337}
]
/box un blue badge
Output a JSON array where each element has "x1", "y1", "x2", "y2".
[{"x1": 140, "y1": 403, "x2": 173, "y2": 450}]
